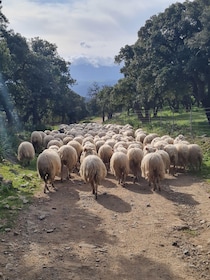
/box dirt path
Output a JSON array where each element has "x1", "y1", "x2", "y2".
[{"x1": 0, "y1": 171, "x2": 210, "y2": 280}]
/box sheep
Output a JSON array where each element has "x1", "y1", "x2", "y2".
[
  {"x1": 30, "y1": 131, "x2": 43, "y2": 153},
  {"x1": 174, "y1": 143, "x2": 189, "y2": 171},
  {"x1": 164, "y1": 144, "x2": 178, "y2": 174},
  {"x1": 135, "y1": 132, "x2": 147, "y2": 143},
  {"x1": 47, "y1": 139, "x2": 63, "y2": 149},
  {"x1": 67, "y1": 140, "x2": 83, "y2": 161},
  {"x1": 127, "y1": 147, "x2": 143, "y2": 183},
  {"x1": 110, "y1": 151, "x2": 129, "y2": 186},
  {"x1": 143, "y1": 144, "x2": 156, "y2": 156},
  {"x1": 37, "y1": 149, "x2": 61, "y2": 193},
  {"x1": 98, "y1": 144, "x2": 113, "y2": 171},
  {"x1": 143, "y1": 133, "x2": 158, "y2": 147},
  {"x1": 127, "y1": 142, "x2": 143, "y2": 150},
  {"x1": 188, "y1": 144, "x2": 203, "y2": 171},
  {"x1": 43, "y1": 134, "x2": 54, "y2": 148},
  {"x1": 74, "y1": 136, "x2": 84, "y2": 145},
  {"x1": 141, "y1": 152, "x2": 165, "y2": 191},
  {"x1": 79, "y1": 154, "x2": 107, "y2": 199},
  {"x1": 155, "y1": 150, "x2": 170, "y2": 174},
  {"x1": 95, "y1": 139, "x2": 106, "y2": 152},
  {"x1": 63, "y1": 136, "x2": 74, "y2": 145},
  {"x1": 57, "y1": 145, "x2": 78, "y2": 181},
  {"x1": 17, "y1": 141, "x2": 35, "y2": 166},
  {"x1": 80, "y1": 146, "x2": 98, "y2": 164}
]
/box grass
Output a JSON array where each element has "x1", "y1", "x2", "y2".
[{"x1": 0, "y1": 157, "x2": 42, "y2": 231}]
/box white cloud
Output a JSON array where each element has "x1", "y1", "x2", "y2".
[{"x1": 2, "y1": 0, "x2": 185, "y2": 65}]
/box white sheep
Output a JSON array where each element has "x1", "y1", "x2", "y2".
[
  {"x1": 110, "y1": 151, "x2": 129, "y2": 186},
  {"x1": 43, "y1": 134, "x2": 54, "y2": 148},
  {"x1": 37, "y1": 149, "x2": 61, "y2": 193},
  {"x1": 17, "y1": 141, "x2": 35, "y2": 166},
  {"x1": 188, "y1": 144, "x2": 203, "y2": 171},
  {"x1": 155, "y1": 149, "x2": 170, "y2": 174},
  {"x1": 143, "y1": 144, "x2": 156, "y2": 156},
  {"x1": 79, "y1": 154, "x2": 107, "y2": 199},
  {"x1": 98, "y1": 144, "x2": 113, "y2": 171},
  {"x1": 127, "y1": 147, "x2": 143, "y2": 183},
  {"x1": 57, "y1": 145, "x2": 78, "y2": 181},
  {"x1": 30, "y1": 131, "x2": 43, "y2": 153},
  {"x1": 174, "y1": 143, "x2": 189, "y2": 171},
  {"x1": 143, "y1": 133, "x2": 158, "y2": 147},
  {"x1": 67, "y1": 140, "x2": 83, "y2": 161},
  {"x1": 141, "y1": 152, "x2": 165, "y2": 191},
  {"x1": 47, "y1": 139, "x2": 63, "y2": 149},
  {"x1": 163, "y1": 144, "x2": 178, "y2": 174}
]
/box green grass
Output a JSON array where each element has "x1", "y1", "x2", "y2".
[{"x1": 0, "y1": 157, "x2": 42, "y2": 230}]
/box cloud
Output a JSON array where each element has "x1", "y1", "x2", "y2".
[
  {"x1": 80, "y1": 42, "x2": 91, "y2": 49},
  {"x1": 2, "y1": 0, "x2": 185, "y2": 66}
]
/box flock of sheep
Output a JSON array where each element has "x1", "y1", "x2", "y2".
[{"x1": 17, "y1": 122, "x2": 203, "y2": 199}]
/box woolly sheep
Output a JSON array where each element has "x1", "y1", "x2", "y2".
[
  {"x1": 62, "y1": 136, "x2": 74, "y2": 145},
  {"x1": 143, "y1": 133, "x2": 158, "y2": 147},
  {"x1": 155, "y1": 150, "x2": 170, "y2": 174},
  {"x1": 95, "y1": 140, "x2": 106, "y2": 152},
  {"x1": 188, "y1": 144, "x2": 203, "y2": 171},
  {"x1": 141, "y1": 152, "x2": 165, "y2": 191},
  {"x1": 127, "y1": 147, "x2": 143, "y2": 183},
  {"x1": 110, "y1": 151, "x2": 129, "y2": 186},
  {"x1": 43, "y1": 134, "x2": 54, "y2": 148},
  {"x1": 135, "y1": 132, "x2": 147, "y2": 143},
  {"x1": 37, "y1": 149, "x2": 61, "y2": 193},
  {"x1": 79, "y1": 154, "x2": 107, "y2": 199},
  {"x1": 114, "y1": 145, "x2": 127, "y2": 154},
  {"x1": 30, "y1": 131, "x2": 43, "y2": 153},
  {"x1": 74, "y1": 136, "x2": 84, "y2": 145},
  {"x1": 127, "y1": 142, "x2": 143, "y2": 150},
  {"x1": 47, "y1": 139, "x2": 63, "y2": 149},
  {"x1": 143, "y1": 144, "x2": 156, "y2": 156},
  {"x1": 80, "y1": 146, "x2": 98, "y2": 164},
  {"x1": 17, "y1": 141, "x2": 35, "y2": 166},
  {"x1": 98, "y1": 144, "x2": 113, "y2": 171},
  {"x1": 163, "y1": 144, "x2": 178, "y2": 174},
  {"x1": 153, "y1": 140, "x2": 168, "y2": 150},
  {"x1": 67, "y1": 140, "x2": 83, "y2": 160},
  {"x1": 57, "y1": 145, "x2": 78, "y2": 181},
  {"x1": 174, "y1": 143, "x2": 189, "y2": 171}
]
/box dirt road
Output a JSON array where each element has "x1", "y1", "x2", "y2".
[{"x1": 0, "y1": 171, "x2": 210, "y2": 280}]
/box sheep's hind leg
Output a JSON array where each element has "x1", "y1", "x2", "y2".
[
  {"x1": 51, "y1": 182, "x2": 58, "y2": 191},
  {"x1": 44, "y1": 183, "x2": 50, "y2": 193},
  {"x1": 95, "y1": 183, "x2": 98, "y2": 200}
]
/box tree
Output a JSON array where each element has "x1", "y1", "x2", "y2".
[{"x1": 115, "y1": 0, "x2": 210, "y2": 124}]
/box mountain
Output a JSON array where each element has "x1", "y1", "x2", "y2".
[{"x1": 70, "y1": 61, "x2": 123, "y2": 97}]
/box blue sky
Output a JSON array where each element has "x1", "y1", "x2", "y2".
[{"x1": 3, "y1": 0, "x2": 185, "y2": 66}]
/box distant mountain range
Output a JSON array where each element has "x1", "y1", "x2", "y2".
[{"x1": 70, "y1": 61, "x2": 123, "y2": 97}]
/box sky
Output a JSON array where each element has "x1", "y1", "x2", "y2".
[{"x1": 2, "y1": 0, "x2": 185, "y2": 66}]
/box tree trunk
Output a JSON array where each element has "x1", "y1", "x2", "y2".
[
  {"x1": 201, "y1": 79, "x2": 210, "y2": 126},
  {"x1": 0, "y1": 91, "x2": 13, "y2": 125}
]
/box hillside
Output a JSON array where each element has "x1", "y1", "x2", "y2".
[{"x1": 70, "y1": 62, "x2": 123, "y2": 97}]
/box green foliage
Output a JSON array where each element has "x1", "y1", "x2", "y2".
[
  {"x1": 0, "y1": 127, "x2": 20, "y2": 161},
  {"x1": 114, "y1": 0, "x2": 210, "y2": 125},
  {"x1": 0, "y1": 159, "x2": 41, "y2": 230},
  {"x1": 0, "y1": 8, "x2": 88, "y2": 129}
]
